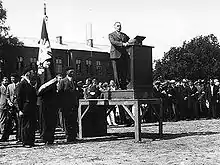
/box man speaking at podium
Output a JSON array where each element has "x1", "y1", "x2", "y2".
[{"x1": 109, "y1": 22, "x2": 130, "y2": 90}]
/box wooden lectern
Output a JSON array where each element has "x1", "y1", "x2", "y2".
[{"x1": 127, "y1": 44, "x2": 153, "y2": 91}]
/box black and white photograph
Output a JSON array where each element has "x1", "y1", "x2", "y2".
[{"x1": 1, "y1": 0, "x2": 220, "y2": 164}]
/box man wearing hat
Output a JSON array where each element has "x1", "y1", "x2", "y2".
[
  {"x1": 179, "y1": 79, "x2": 189, "y2": 120},
  {"x1": 165, "y1": 80, "x2": 178, "y2": 121},
  {"x1": 57, "y1": 67, "x2": 79, "y2": 142},
  {"x1": 195, "y1": 79, "x2": 206, "y2": 118},
  {"x1": 17, "y1": 67, "x2": 37, "y2": 147}
]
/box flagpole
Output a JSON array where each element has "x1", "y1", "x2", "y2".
[
  {"x1": 44, "y1": 0, "x2": 47, "y2": 16},
  {"x1": 43, "y1": 0, "x2": 48, "y2": 23}
]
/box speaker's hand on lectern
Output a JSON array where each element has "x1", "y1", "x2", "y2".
[
  {"x1": 128, "y1": 38, "x2": 136, "y2": 44},
  {"x1": 122, "y1": 42, "x2": 129, "y2": 47}
]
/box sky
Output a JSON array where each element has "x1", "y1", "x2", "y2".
[{"x1": 3, "y1": 0, "x2": 220, "y2": 60}]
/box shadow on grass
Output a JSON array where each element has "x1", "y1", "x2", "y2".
[
  {"x1": 0, "y1": 130, "x2": 219, "y2": 149},
  {"x1": 110, "y1": 131, "x2": 220, "y2": 141}
]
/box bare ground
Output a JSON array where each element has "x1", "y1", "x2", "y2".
[{"x1": 1, "y1": 119, "x2": 220, "y2": 165}]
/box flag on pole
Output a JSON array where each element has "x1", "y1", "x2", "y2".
[
  {"x1": 37, "y1": 2, "x2": 56, "y2": 102},
  {"x1": 37, "y1": 15, "x2": 52, "y2": 75},
  {"x1": 37, "y1": 9, "x2": 55, "y2": 86}
]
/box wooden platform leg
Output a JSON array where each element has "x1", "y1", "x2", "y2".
[
  {"x1": 159, "y1": 99, "x2": 163, "y2": 138},
  {"x1": 134, "y1": 102, "x2": 141, "y2": 142},
  {"x1": 78, "y1": 103, "x2": 83, "y2": 139}
]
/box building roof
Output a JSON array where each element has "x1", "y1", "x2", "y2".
[{"x1": 18, "y1": 37, "x2": 110, "y2": 53}]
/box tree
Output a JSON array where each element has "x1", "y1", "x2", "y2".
[
  {"x1": 0, "y1": 1, "x2": 23, "y2": 79},
  {"x1": 153, "y1": 34, "x2": 220, "y2": 81},
  {"x1": 0, "y1": 1, "x2": 23, "y2": 47}
]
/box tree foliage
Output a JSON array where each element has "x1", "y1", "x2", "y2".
[
  {"x1": 153, "y1": 34, "x2": 220, "y2": 81},
  {"x1": 0, "y1": 1, "x2": 23, "y2": 47}
]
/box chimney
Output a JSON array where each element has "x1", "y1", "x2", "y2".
[
  {"x1": 86, "y1": 23, "x2": 93, "y2": 47},
  {"x1": 87, "y1": 39, "x2": 93, "y2": 47},
  {"x1": 56, "y1": 36, "x2": 63, "y2": 44}
]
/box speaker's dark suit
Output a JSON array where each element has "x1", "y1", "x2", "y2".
[
  {"x1": 17, "y1": 79, "x2": 37, "y2": 146},
  {"x1": 109, "y1": 31, "x2": 130, "y2": 89},
  {"x1": 57, "y1": 77, "x2": 78, "y2": 141}
]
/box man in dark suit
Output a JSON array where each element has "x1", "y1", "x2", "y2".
[
  {"x1": 206, "y1": 79, "x2": 218, "y2": 118},
  {"x1": 57, "y1": 67, "x2": 78, "y2": 142},
  {"x1": 179, "y1": 79, "x2": 189, "y2": 120},
  {"x1": 38, "y1": 77, "x2": 59, "y2": 145},
  {"x1": 187, "y1": 80, "x2": 198, "y2": 119},
  {"x1": 109, "y1": 22, "x2": 130, "y2": 90},
  {"x1": 17, "y1": 67, "x2": 37, "y2": 147}
]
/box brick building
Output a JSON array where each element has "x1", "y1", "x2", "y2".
[{"x1": 0, "y1": 37, "x2": 113, "y2": 83}]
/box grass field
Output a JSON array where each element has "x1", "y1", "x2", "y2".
[{"x1": 1, "y1": 119, "x2": 220, "y2": 165}]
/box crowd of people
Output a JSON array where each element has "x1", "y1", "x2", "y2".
[
  {"x1": 2, "y1": 64, "x2": 220, "y2": 148},
  {"x1": 0, "y1": 66, "x2": 133, "y2": 147},
  {"x1": 82, "y1": 78, "x2": 133, "y2": 126},
  {"x1": 0, "y1": 67, "x2": 81, "y2": 147},
  {"x1": 152, "y1": 78, "x2": 220, "y2": 122}
]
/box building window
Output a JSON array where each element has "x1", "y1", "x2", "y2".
[
  {"x1": 30, "y1": 57, "x2": 37, "y2": 63},
  {"x1": 76, "y1": 59, "x2": 82, "y2": 75},
  {"x1": 106, "y1": 61, "x2": 113, "y2": 76},
  {"x1": 0, "y1": 58, "x2": 4, "y2": 74},
  {"x1": 96, "y1": 60, "x2": 102, "y2": 75},
  {"x1": 85, "y1": 59, "x2": 92, "y2": 75},
  {"x1": 55, "y1": 58, "x2": 63, "y2": 74},
  {"x1": 16, "y1": 56, "x2": 24, "y2": 74},
  {"x1": 30, "y1": 57, "x2": 37, "y2": 70}
]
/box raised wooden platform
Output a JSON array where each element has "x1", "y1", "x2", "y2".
[
  {"x1": 78, "y1": 98, "x2": 163, "y2": 142},
  {"x1": 102, "y1": 89, "x2": 152, "y2": 99}
]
